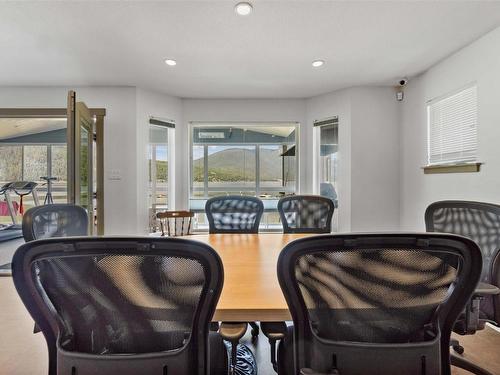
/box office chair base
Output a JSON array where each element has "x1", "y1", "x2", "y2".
[
  {"x1": 452, "y1": 343, "x2": 465, "y2": 355},
  {"x1": 224, "y1": 342, "x2": 257, "y2": 375},
  {"x1": 451, "y1": 352, "x2": 494, "y2": 375},
  {"x1": 249, "y1": 322, "x2": 259, "y2": 338},
  {"x1": 450, "y1": 338, "x2": 465, "y2": 355}
]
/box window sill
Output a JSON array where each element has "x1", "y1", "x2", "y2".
[{"x1": 422, "y1": 162, "x2": 482, "y2": 174}]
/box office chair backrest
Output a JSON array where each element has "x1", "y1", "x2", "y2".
[
  {"x1": 205, "y1": 195, "x2": 264, "y2": 233},
  {"x1": 425, "y1": 200, "x2": 500, "y2": 322},
  {"x1": 320, "y1": 183, "x2": 338, "y2": 208},
  {"x1": 278, "y1": 195, "x2": 334, "y2": 233},
  {"x1": 22, "y1": 203, "x2": 88, "y2": 241},
  {"x1": 278, "y1": 233, "x2": 482, "y2": 375},
  {"x1": 12, "y1": 237, "x2": 223, "y2": 375}
]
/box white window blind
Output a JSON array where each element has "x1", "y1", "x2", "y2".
[{"x1": 427, "y1": 85, "x2": 478, "y2": 165}]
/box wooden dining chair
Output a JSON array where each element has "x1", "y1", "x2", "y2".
[{"x1": 156, "y1": 210, "x2": 194, "y2": 237}]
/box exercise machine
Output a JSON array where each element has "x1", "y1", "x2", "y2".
[
  {"x1": 0, "y1": 181, "x2": 39, "y2": 242},
  {"x1": 40, "y1": 176, "x2": 57, "y2": 205}
]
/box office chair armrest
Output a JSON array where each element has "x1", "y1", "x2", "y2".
[
  {"x1": 261, "y1": 322, "x2": 288, "y2": 372},
  {"x1": 474, "y1": 282, "x2": 500, "y2": 296},
  {"x1": 300, "y1": 368, "x2": 339, "y2": 375},
  {"x1": 219, "y1": 322, "x2": 248, "y2": 342},
  {"x1": 460, "y1": 282, "x2": 499, "y2": 335},
  {"x1": 261, "y1": 321, "x2": 287, "y2": 340}
]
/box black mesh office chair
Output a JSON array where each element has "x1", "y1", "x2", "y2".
[
  {"x1": 278, "y1": 195, "x2": 334, "y2": 234},
  {"x1": 261, "y1": 195, "x2": 335, "y2": 372},
  {"x1": 276, "y1": 233, "x2": 482, "y2": 375},
  {"x1": 426, "y1": 201, "x2": 500, "y2": 375},
  {"x1": 205, "y1": 196, "x2": 263, "y2": 373},
  {"x1": 12, "y1": 237, "x2": 228, "y2": 375},
  {"x1": 22, "y1": 203, "x2": 89, "y2": 241},
  {"x1": 205, "y1": 195, "x2": 263, "y2": 234}
]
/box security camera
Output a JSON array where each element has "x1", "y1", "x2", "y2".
[{"x1": 398, "y1": 78, "x2": 408, "y2": 86}]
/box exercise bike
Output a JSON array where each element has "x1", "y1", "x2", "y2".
[{"x1": 0, "y1": 181, "x2": 40, "y2": 242}]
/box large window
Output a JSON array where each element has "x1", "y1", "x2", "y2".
[
  {"x1": 427, "y1": 84, "x2": 478, "y2": 165},
  {"x1": 148, "y1": 124, "x2": 170, "y2": 208},
  {"x1": 0, "y1": 145, "x2": 67, "y2": 185},
  {"x1": 148, "y1": 121, "x2": 174, "y2": 232},
  {"x1": 315, "y1": 117, "x2": 339, "y2": 231},
  {"x1": 190, "y1": 123, "x2": 298, "y2": 229},
  {"x1": 0, "y1": 144, "x2": 67, "y2": 224}
]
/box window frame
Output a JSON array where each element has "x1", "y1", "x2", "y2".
[
  {"x1": 148, "y1": 123, "x2": 175, "y2": 211},
  {"x1": 0, "y1": 142, "x2": 66, "y2": 182},
  {"x1": 188, "y1": 122, "x2": 300, "y2": 201},
  {"x1": 426, "y1": 83, "x2": 479, "y2": 167}
]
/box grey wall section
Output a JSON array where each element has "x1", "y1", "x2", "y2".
[
  {"x1": 0, "y1": 128, "x2": 66, "y2": 144},
  {"x1": 0, "y1": 86, "x2": 138, "y2": 235},
  {"x1": 400, "y1": 26, "x2": 500, "y2": 230},
  {"x1": 306, "y1": 87, "x2": 400, "y2": 232},
  {"x1": 136, "y1": 88, "x2": 183, "y2": 233},
  {"x1": 0, "y1": 85, "x2": 402, "y2": 234},
  {"x1": 306, "y1": 89, "x2": 352, "y2": 231},
  {"x1": 349, "y1": 87, "x2": 400, "y2": 231},
  {"x1": 181, "y1": 99, "x2": 309, "y2": 208}
]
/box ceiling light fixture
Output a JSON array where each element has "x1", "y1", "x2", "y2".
[
  {"x1": 165, "y1": 59, "x2": 177, "y2": 66},
  {"x1": 312, "y1": 60, "x2": 325, "y2": 68},
  {"x1": 235, "y1": 2, "x2": 253, "y2": 16}
]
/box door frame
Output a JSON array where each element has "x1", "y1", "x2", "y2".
[{"x1": 0, "y1": 107, "x2": 106, "y2": 234}]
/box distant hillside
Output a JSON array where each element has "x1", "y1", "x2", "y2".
[
  {"x1": 150, "y1": 160, "x2": 168, "y2": 181},
  {"x1": 193, "y1": 147, "x2": 295, "y2": 183}
]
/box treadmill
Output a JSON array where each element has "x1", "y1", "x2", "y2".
[{"x1": 0, "y1": 181, "x2": 39, "y2": 242}]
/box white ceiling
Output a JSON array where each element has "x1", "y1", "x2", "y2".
[
  {"x1": 0, "y1": 118, "x2": 66, "y2": 140},
  {"x1": 1, "y1": 1, "x2": 500, "y2": 99}
]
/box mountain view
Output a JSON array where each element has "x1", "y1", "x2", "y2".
[
  {"x1": 152, "y1": 147, "x2": 296, "y2": 184},
  {"x1": 193, "y1": 147, "x2": 295, "y2": 183}
]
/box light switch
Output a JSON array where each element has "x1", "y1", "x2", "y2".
[{"x1": 108, "y1": 169, "x2": 122, "y2": 180}]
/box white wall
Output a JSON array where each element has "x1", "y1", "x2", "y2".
[
  {"x1": 350, "y1": 87, "x2": 400, "y2": 231},
  {"x1": 0, "y1": 86, "x2": 138, "y2": 235},
  {"x1": 400, "y1": 26, "x2": 500, "y2": 230},
  {"x1": 306, "y1": 87, "x2": 400, "y2": 232},
  {"x1": 179, "y1": 99, "x2": 309, "y2": 209},
  {"x1": 136, "y1": 88, "x2": 182, "y2": 233},
  {"x1": 306, "y1": 89, "x2": 352, "y2": 231},
  {"x1": 0, "y1": 84, "x2": 402, "y2": 235}
]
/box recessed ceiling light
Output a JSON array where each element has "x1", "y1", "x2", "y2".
[
  {"x1": 312, "y1": 60, "x2": 325, "y2": 68},
  {"x1": 165, "y1": 59, "x2": 177, "y2": 66},
  {"x1": 235, "y1": 2, "x2": 253, "y2": 16}
]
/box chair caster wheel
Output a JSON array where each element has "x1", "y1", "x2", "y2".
[{"x1": 453, "y1": 344, "x2": 465, "y2": 355}]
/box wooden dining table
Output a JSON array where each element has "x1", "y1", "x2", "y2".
[{"x1": 187, "y1": 233, "x2": 310, "y2": 322}]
